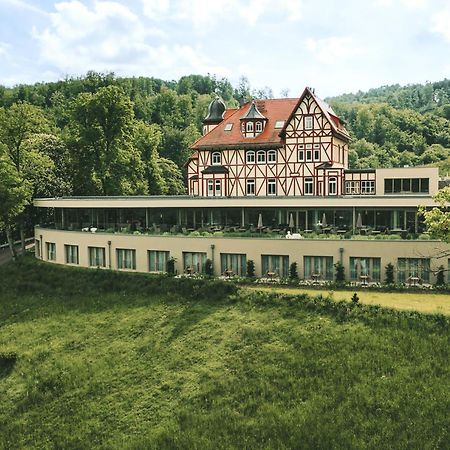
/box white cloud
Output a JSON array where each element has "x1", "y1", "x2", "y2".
[
  {"x1": 0, "y1": 42, "x2": 10, "y2": 57},
  {"x1": 306, "y1": 36, "x2": 363, "y2": 64},
  {"x1": 431, "y1": 7, "x2": 450, "y2": 42},
  {"x1": 141, "y1": 0, "x2": 302, "y2": 29},
  {"x1": 31, "y1": 1, "x2": 230, "y2": 79},
  {"x1": 141, "y1": 0, "x2": 170, "y2": 20},
  {"x1": 373, "y1": 0, "x2": 429, "y2": 8},
  {"x1": 0, "y1": 0, "x2": 48, "y2": 15}
]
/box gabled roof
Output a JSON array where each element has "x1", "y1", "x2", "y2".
[
  {"x1": 280, "y1": 87, "x2": 350, "y2": 141},
  {"x1": 241, "y1": 101, "x2": 267, "y2": 120},
  {"x1": 191, "y1": 98, "x2": 298, "y2": 150}
]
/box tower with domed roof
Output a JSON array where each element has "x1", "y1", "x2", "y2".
[{"x1": 202, "y1": 96, "x2": 226, "y2": 135}]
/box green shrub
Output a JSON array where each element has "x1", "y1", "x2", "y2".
[
  {"x1": 246, "y1": 260, "x2": 255, "y2": 278},
  {"x1": 289, "y1": 262, "x2": 298, "y2": 279},
  {"x1": 205, "y1": 259, "x2": 214, "y2": 276},
  {"x1": 435, "y1": 265, "x2": 445, "y2": 286},
  {"x1": 385, "y1": 263, "x2": 395, "y2": 284},
  {"x1": 334, "y1": 262, "x2": 345, "y2": 285},
  {"x1": 166, "y1": 257, "x2": 176, "y2": 276}
]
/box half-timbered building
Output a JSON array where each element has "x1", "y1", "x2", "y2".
[{"x1": 33, "y1": 87, "x2": 450, "y2": 283}]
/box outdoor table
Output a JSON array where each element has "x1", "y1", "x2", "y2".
[
  {"x1": 359, "y1": 275, "x2": 369, "y2": 285},
  {"x1": 371, "y1": 230, "x2": 381, "y2": 235},
  {"x1": 185, "y1": 267, "x2": 194, "y2": 275},
  {"x1": 337, "y1": 230, "x2": 346, "y2": 234},
  {"x1": 187, "y1": 228, "x2": 195, "y2": 232},
  {"x1": 408, "y1": 276, "x2": 420, "y2": 286},
  {"x1": 391, "y1": 229, "x2": 404, "y2": 234},
  {"x1": 267, "y1": 272, "x2": 276, "y2": 280},
  {"x1": 311, "y1": 273, "x2": 321, "y2": 283},
  {"x1": 237, "y1": 228, "x2": 247, "y2": 232},
  {"x1": 224, "y1": 269, "x2": 234, "y2": 278}
]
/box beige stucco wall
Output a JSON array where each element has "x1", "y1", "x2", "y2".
[
  {"x1": 35, "y1": 227, "x2": 450, "y2": 283},
  {"x1": 376, "y1": 167, "x2": 439, "y2": 195}
]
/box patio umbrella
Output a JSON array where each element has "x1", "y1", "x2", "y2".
[
  {"x1": 356, "y1": 212, "x2": 363, "y2": 229},
  {"x1": 257, "y1": 213, "x2": 263, "y2": 230},
  {"x1": 321, "y1": 213, "x2": 327, "y2": 228},
  {"x1": 289, "y1": 213, "x2": 295, "y2": 231}
]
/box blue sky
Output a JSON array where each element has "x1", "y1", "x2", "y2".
[{"x1": 0, "y1": 0, "x2": 449, "y2": 97}]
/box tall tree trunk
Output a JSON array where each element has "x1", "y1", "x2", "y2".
[{"x1": 6, "y1": 227, "x2": 17, "y2": 260}]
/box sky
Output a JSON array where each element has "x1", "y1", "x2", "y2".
[{"x1": 0, "y1": 0, "x2": 449, "y2": 97}]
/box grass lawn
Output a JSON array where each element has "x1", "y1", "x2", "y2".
[
  {"x1": 0, "y1": 256, "x2": 449, "y2": 449},
  {"x1": 247, "y1": 285, "x2": 450, "y2": 316}
]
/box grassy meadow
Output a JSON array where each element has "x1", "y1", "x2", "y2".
[{"x1": 0, "y1": 257, "x2": 449, "y2": 449}]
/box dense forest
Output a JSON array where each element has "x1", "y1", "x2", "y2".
[{"x1": 1, "y1": 72, "x2": 450, "y2": 245}]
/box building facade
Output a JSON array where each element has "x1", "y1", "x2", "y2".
[{"x1": 34, "y1": 88, "x2": 450, "y2": 283}]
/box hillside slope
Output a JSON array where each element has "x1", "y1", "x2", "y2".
[{"x1": 0, "y1": 258, "x2": 449, "y2": 449}]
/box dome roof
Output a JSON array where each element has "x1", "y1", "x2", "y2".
[{"x1": 204, "y1": 96, "x2": 226, "y2": 123}]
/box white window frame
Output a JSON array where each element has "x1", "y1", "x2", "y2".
[
  {"x1": 329, "y1": 177, "x2": 337, "y2": 195},
  {"x1": 255, "y1": 121, "x2": 263, "y2": 132},
  {"x1": 298, "y1": 144, "x2": 304, "y2": 162},
  {"x1": 361, "y1": 180, "x2": 375, "y2": 194},
  {"x1": 257, "y1": 150, "x2": 266, "y2": 164},
  {"x1": 345, "y1": 181, "x2": 360, "y2": 194},
  {"x1": 267, "y1": 178, "x2": 276, "y2": 195},
  {"x1": 215, "y1": 179, "x2": 221, "y2": 196},
  {"x1": 267, "y1": 150, "x2": 277, "y2": 163},
  {"x1": 306, "y1": 144, "x2": 312, "y2": 162},
  {"x1": 211, "y1": 152, "x2": 221, "y2": 165},
  {"x1": 207, "y1": 179, "x2": 214, "y2": 196},
  {"x1": 304, "y1": 177, "x2": 313, "y2": 195},
  {"x1": 246, "y1": 179, "x2": 256, "y2": 196},
  {"x1": 313, "y1": 143, "x2": 320, "y2": 161},
  {"x1": 246, "y1": 121, "x2": 253, "y2": 132},
  {"x1": 304, "y1": 116, "x2": 313, "y2": 130},
  {"x1": 246, "y1": 151, "x2": 255, "y2": 164}
]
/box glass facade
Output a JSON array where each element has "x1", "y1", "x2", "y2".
[
  {"x1": 65, "y1": 245, "x2": 79, "y2": 264},
  {"x1": 304, "y1": 256, "x2": 333, "y2": 280},
  {"x1": 148, "y1": 250, "x2": 169, "y2": 272},
  {"x1": 397, "y1": 258, "x2": 430, "y2": 283},
  {"x1": 89, "y1": 247, "x2": 106, "y2": 267},
  {"x1": 349, "y1": 257, "x2": 381, "y2": 281},
  {"x1": 117, "y1": 248, "x2": 136, "y2": 270},
  {"x1": 46, "y1": 242, "x2": 56, "y2": 261},
  {"x1": 220, "y1": 253, "x2": 247, "y2": 276},
  {"x1": 183, "y1": 252, "x2": 207, "y2": 273},
  {"x1": 261, "y1": 255, "x2": 289, "y2": 278}
]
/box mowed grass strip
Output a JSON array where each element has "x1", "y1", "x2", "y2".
[
  {"x1": 0, "y1": 257, "x2": 449, "y2": 449},
  {"x1": 247, "y1": 285, "x2": 450, "y2": 315}
]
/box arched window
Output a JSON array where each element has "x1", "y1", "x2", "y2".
[
  {"x1": 257, "y1": 150, "x2": 266, "y2": 164},
  {"x1": 246, "y1": 151, "x2": 255, "y2": 164},
  {"x1": 246, "y1": 121, "x2": 254, "y2": 132},
  {"x1": 255, "y1": 121, "x2": 263, "y2": 132},
  {"x1": 329, "y1": 177, "x2": 337, "y2": 195},
  {"x1": 267, "y1": 150, "x2": 277, "y2": 163},
  {"x1": 212, "y1": 152, "x2": 221, "y2": 165}
]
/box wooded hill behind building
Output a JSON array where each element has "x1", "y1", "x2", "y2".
[{"x1": 1, "y1": 73, "x2": 450, "y2": 245}]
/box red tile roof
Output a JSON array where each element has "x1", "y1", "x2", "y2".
[
  {"x1": 190, "y1": 88, "x2": 350, "y2": 151},
  {"x1": 190, "y1": 98, "x2": 298, "y2": 150}
]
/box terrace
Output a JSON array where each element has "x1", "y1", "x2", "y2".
[{"x1": 36, "y1": 205, "x2": 431, "y2": 240}]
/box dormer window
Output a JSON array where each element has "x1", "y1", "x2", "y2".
[
  {"x1": 240, "y1": 101, "x2": 267, "y2": 138},
  {"x1": 256, "y1": 121, "x2": 262, "y2": 133},
  {"x1": 246, "y1": 122, "x2": 253, "y2": 132},
  {"x1": 212, "y1": 152, "x2": 221, "y2": 165}
]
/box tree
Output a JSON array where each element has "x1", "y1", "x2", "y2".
[
  {"x1": 70, "y1": 85, "x2": 143, "y2": 195},
  {"x1": 289, "y1": 262, "x2": 298, "y2": 280},
  {"x1": 0, "y1": 150, "x2": 32, "y2": 258},
  {"x1": 246, "y1": 260, "x2": 255, "y2": 278},
  {"x1": 158, "y1": 158, "x2": 185, "y2": 195},
  {"x1": 435, "y1": 265, "x2": 446, "y2": 286},
  {"x1": 420, "y1": 187, "x2": 450, "y2": 244}
]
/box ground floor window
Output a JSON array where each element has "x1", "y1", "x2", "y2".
[
  {"x1": 246, "y1": 179, "x2": 255, "y2": 195},
  {"x1": 46, "y1": 242, "x2": 56, "y2": 261},
  {"x1": 349, "y1": 257, "x2": 381, "y2": 281},
  {"x1": 89, "y1": 246, "x2": 106, "y2": 267},
  {"x1": 220, "y1": 253, "x2": 247, "y2": 276},
  {"x1": 304, "y1": 256, "x2": 333, "y2": 280},
  {"x1": 148, "y1": 250, "x2": 169, "y2": 272},
  {"x1": 183, "y1": 252, "x2": 207, "y2": 273},
  {"x1": 65, "y1": 244, "x2": 79, "y2": 264},
  {"x1": 117, "y1": 248, "x2": 136, "y2": 270},
  {"x1": 261, "y1": 255, "x2": 289, "y2": 278},
  {"x1": 397, "y1": 258, "x2": 430, "y2": 283}
]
